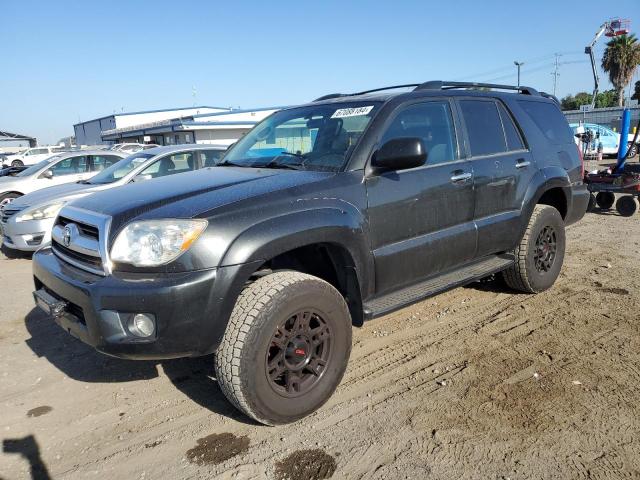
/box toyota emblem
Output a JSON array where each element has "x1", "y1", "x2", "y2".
[{"x1": 62, "y1": 226, "x2": 72, "y2": 247}]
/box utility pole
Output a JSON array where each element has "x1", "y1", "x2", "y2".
[
  {"x1": 514, "y1": 61, "x2": 524, "y2": 88},
  {"x1": 551, "y1": 53, "x2": 562, "y2": 97}
]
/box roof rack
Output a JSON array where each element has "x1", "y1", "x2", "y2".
[
  {"x1": 414, "y1": 81, "x2": 540, "y2": 96},
  {"x1": 313, "y1": 80, "x2": 541, "y2": 102}
]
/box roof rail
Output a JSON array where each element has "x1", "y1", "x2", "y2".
[
  {"x1": 540, "y1": 91, "x2": 560, "y2": 104},
  {"x1": 313, "y1": 84, "x2": 421, "y2": 102},
  {"x1": 414, "y1": 80, "x2": 540, "y2": 96},
  {"x1": 313, "y1": 81, "x2": 542, "y2": 102}
]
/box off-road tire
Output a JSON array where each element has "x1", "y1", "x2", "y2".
[
  {"x1": 616, "y1": 195, "x2": 637, "y2": 217},
  {"x1": 596, "y1": 192, "x2": 615, "y2": 210},
  {"x1": 214, "y1": 271, "x2": 352, "y2": 425},
  {"x1": 502, "y1": 204, "x2": 565, "y2": 293}
]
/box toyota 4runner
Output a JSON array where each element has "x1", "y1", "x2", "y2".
[{"x1": 32, "y1": 81, "x2": 589, "y2": 425}]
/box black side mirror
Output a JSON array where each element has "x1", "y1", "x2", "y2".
[{"x1": 372, "y1": 137, "x2": 427, "y2": 171}]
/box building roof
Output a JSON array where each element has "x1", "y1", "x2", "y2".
[{"x1": 73, "y1": 105, "x2": 232, "y2": 127}]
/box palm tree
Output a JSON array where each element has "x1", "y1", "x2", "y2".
[{"x1": 601, "y1": 34, "x2": 640, "y2": 106}]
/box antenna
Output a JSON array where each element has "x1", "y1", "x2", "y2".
[{"x1": 551, "y1": 53, "x2": 562, "y2": 96}]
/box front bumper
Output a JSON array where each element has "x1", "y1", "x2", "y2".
[
  {"x1": 32, "y1": 248, "x2": 224, "y2": 360},
  {"x1": 1, "y1": 216, "x2": 54, "y2": 251}
]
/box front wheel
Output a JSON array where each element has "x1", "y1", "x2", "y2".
[
  {"x1": 502, "y1": 204, "x2": 566, "y2": 293},
  {"x1": 10, "y1": 160, "x2": 24, "y2": 167},
  {"x1": 616, "y1": 195, "x2": 637, "y2": 217},
  {"x1": 627, "y1": 143, "x2": 638, "y2": 159},
  {"x1": 215, "y1": 271, "x2": 352, "y2": 425}
]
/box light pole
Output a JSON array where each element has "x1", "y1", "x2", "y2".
[{"x1": 514, "y1": 61, "x2": 524, "y2": 88}]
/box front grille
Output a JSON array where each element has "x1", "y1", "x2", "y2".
[
  {"x1": 51, "y1": 207, "x2": 110, "y2": 276},
  {"x1": 1, "y1": 207, "x2": 21, "y2": 224},
  {"x1": 52, "y1": 240, "x2": 103, "y2": 269},
  {"x1": 57, "y1": 216, "x2": 99, "y2": 240}
]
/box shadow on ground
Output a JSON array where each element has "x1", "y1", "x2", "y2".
[
  {"x1": 0, "y1": 244, "x2": 32, "y2": 260},
  {"x1": 3, "y1": 435, "x2": 51, "y2": 480},
  {"x1": 23, "y1": 308, "x2": 251, "y2": 423}
]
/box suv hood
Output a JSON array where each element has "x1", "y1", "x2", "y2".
[
  {"x1": 74, "y1": 167, "x2": 333, "y2": 232},
  {"x1": 9, "y1": 182, "x2": 107, "y2": 209}
]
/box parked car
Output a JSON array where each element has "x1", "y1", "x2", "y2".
[
  {"x1": 2, "y1": 146, "x2": 66, "y2": 167},
  {"x1": 570, "y1": 122, "x2": 639, "y2": 158},
  {"x1": 0, "y1": 150, "x2": 127, "y2": 210},
  {"x1": 0, "y1": 165, "x2": 28, "y2": 177},
  {"x1": 32, "y1": 81, "x2": 588, "y2": 425},
  {"x1": 109, "y1": 143, "x2": 160, "y2": 154},
  {"x1": 1, "y1": 144, "x2": 226, "y2": 252}
]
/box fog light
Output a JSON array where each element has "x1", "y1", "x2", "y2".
[{"x1": 128, "y1": 313, "x2": 156, "y2": 338}]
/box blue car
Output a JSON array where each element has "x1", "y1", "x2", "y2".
[{"x1": 570, "y1": 122, "x2": 638, "y2": 158}]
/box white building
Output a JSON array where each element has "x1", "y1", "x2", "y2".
[{"x1": 74, "y1": 105, "x2": 232, "y2": 146}]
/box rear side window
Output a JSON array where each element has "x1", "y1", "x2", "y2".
[
  {"x1": 517, "y1": 100, "x2": 574, "y2": 144},
  {"x1": 498, "y1": 103, "x2": 525, "y2": 150},
  {"x1": 459, "y1": 100, "x2": 506, "y2": 157}
]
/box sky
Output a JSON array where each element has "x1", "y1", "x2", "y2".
[{"x1": 1, "y1": 0, "x2": 639, "y2": 144}]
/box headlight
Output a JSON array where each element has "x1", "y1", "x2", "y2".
[
  {"x1": 16, "y1": 202, "x2": 66, "y2": 222},
  {"x1": 110, "y1": 219, "x2": 207, "y2": 267}
]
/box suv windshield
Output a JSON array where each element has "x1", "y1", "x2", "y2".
[
  {"x1": 223, "y1": 101, "x2": 382, "y2": 172},
  {"x1": 89, "y1": 153, "x2": 154, "y2": 184}
]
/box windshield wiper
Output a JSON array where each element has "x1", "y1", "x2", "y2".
[
  {"x1": 260, "y1": 159, "x2": 305, "y2": 170},
  {"x1": 77, "y1": 179, "x2": 90, "y2": 184},
  {"x1": 217, "y1": 159, "x2": 248, "y2": 167}
]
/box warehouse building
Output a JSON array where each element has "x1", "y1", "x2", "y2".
[
  {"x1": 100, "y1": 107, "x2": 281, "y2": 146},
  {"x1": 73, "y1": 105, "x2": 232, "y2": 146}
]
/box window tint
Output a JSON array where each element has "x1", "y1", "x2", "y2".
[
  {"x1": 139, "y1": 152, "x2": 195, "y2": 178},
  {"x1": 381, "y1": 101, "x2": 458, "y2": 164},
  {"x1": 91, "y1": 155, "x2": 121, "y2": 172},
  {"x1": 198, "y1": 149, "x2": 224, "y2": 168},
  {"x1": 459, "y1": 100, "x2": 506, "y2": 156},
  {"x1": 517, "y1": 100, "x2": 574, "y2": 144},
  {"x1": 49, "y1": 156, "x2": 87, "y2": 176},
  {"x1": 498, "y1": 103, "x2": 525, "y2": 150}
]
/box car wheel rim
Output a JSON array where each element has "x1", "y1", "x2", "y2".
[
  {"x1": 266, "y1": 310, "x2": 331, "y2": 397},
  {"x1": 534, "y1": 226, "x2": 557, "y2": 273}
]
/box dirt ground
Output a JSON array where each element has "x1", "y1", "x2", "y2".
[{"x1": 1, "y1": 202, "x2": 639, "y2": 479}]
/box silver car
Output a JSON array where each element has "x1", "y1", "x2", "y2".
[
  {"x1": 0, "y1": 144, "x2": 226, "y2": 251},
  {"x1": 0, "y1": 150, "x2": 127, "y2": 206}
]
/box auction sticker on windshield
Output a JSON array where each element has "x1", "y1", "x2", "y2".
[{"x1": 331, "y1": 106, "x2": 374, "y2": 118}]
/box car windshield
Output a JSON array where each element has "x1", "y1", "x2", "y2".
[
  {"x1": 223, "y1": 101, "x2": 382, "y2": 172},
  {"x1": 15, "y1": 157, "x2": 59, "y2": 177},
  {"x1": 88, "y1": 153, "x2": 154, "y2": 184}
]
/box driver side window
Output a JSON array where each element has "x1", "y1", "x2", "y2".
[{"x1": 381, "y1": 102, "x2": 458, "y2": 165}]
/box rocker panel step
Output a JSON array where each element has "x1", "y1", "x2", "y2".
[{"x1": 363, "y1": 254, "x2": 514, "y2": 319}]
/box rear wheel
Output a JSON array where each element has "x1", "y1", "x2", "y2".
[
  {"x1": 596, "y1": 192, "x2": 615, "y2": 210},
  {"x1": 10, "y1": 160, "x2": 23, "y2": 167},
  {"x1": 627, "y1": 143, "x2": 638, "y2": 159},
  {"x1": 615, "y1": 195, "x2": 637, "y2": 217},
  {"x1": 215, "y1": 271, "x2": 352, "y2": 425},
  {"x1": 502, "y1": 204, "x2": 566, "y2": 293}
]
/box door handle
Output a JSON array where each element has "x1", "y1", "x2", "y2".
[
  {"x1": 450, "y1": 172, "x2": 472, "y2": 183},
  {"x1": 515, "y1": 159, "x2": 531, "y2": 168}
]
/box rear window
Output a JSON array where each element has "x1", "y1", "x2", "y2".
[
  {"x1": 459, "y1": 100, "x2": 506, "y2": 157},
  {"x1": 517, "y1": 100, "x2": 574, "y2": 144}
]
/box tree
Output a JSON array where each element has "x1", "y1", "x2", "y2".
[
  {"x1": 560, "y1": 90, "x2": 618, "y2": 110},
  {"x1": 632, "y1": 80, "x2": 640, "y2": 101},
  {"x1": 601, "y1": 34, "x2": 640, "y2": 106}
]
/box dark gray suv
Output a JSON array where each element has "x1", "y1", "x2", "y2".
[{"x1": 32, "y1": 81, "x2": 589, "y2": 425}]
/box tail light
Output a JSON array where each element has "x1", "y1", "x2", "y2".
[{"x1": 576, "y1": 143, "x2": 584, "y2": 179}]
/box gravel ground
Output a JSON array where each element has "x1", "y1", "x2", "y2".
[{"x1": 1, "y1": 204, "x2": 639, "y2": 479}]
